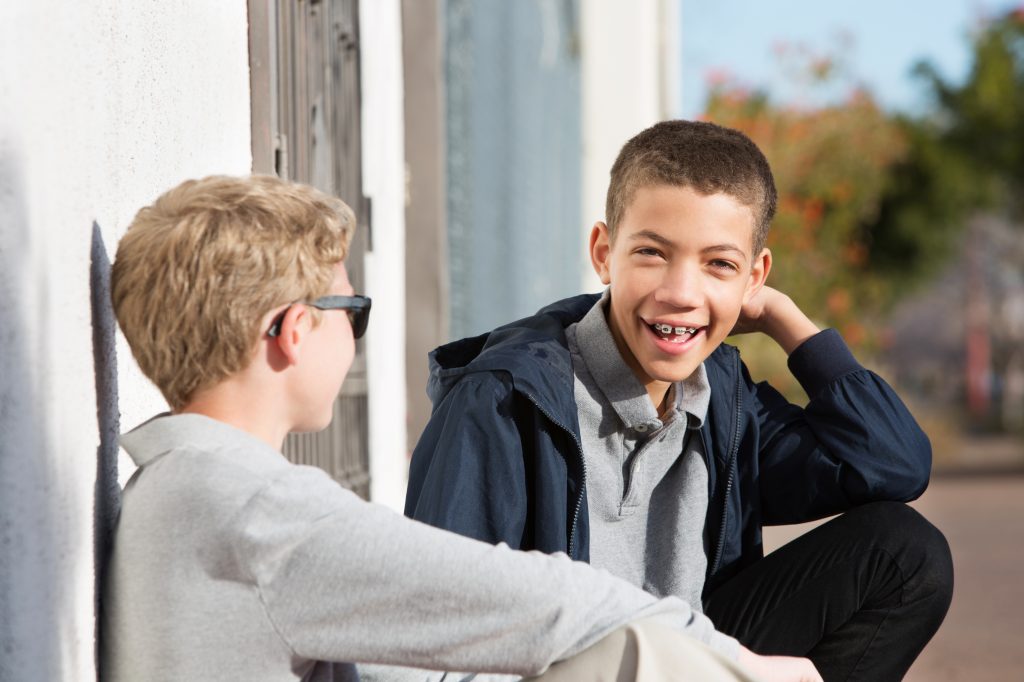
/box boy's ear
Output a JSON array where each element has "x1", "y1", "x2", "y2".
[
  {"x1": 743, "y1": 248, "x2": 772, "y2": 303},
  {"x1": 589, "y1": 221, "x2": 613, "y2": 285},
  {"x1": 270, "y1": 305, "x2": 313, "y2": 366}
]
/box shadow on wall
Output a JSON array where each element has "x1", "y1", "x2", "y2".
[
  {"x1": 91, "y1": 221, "x2": 120, "y2": 679},
  {"x1": 0, "y1": 139, "x2": 59, "y2": 677}
]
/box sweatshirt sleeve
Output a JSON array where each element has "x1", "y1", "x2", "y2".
[
  {"x1": 753, "y1": 329, "x2": 932, "y2": 525},
  {"x1": 233, "y1": 464, "x2": 738, "y2": 676}
]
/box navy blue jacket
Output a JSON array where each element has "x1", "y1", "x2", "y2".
[{"x1": 405, "y1": 294, "x2": 931, "y2": 593}]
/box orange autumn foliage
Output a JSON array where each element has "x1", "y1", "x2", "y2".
[{"x1": 705, "y1": 84, "x2": 906, "y2": 345}]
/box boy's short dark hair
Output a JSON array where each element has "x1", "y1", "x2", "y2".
[{"x1": 605, "y1": 120, "x2": 777, "y2": 253}]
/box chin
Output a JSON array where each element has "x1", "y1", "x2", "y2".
[
  {"x1": 658, "y1": 370, "x2": 700, "y2": 384},
  {"x1": 647, "y1": 359, "x2": 703, "y2": 384}
]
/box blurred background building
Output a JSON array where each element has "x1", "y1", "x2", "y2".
[{"x1": 2, "y1": 0, "x2": 1022, "y2": 679}]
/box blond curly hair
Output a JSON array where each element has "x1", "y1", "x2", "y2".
[{"x1": 111, "y1": 175, "x2": 356, "y2": 409}]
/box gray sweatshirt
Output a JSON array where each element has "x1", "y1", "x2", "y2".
[{"x1": 102, "y1": 414, "x2": 734, "y2": 681}]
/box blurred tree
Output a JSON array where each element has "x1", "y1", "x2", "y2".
[
  {"x1": 872, "y1": 8, "x2": 1024, "y2": 429},
  {"x1": 913, "y1": 8, "x2": 1024, "y2": 216},
  {"x1": 866, "y1": 8, "x2": 1024, "y2": 290},
  {"x1": 703, "y1": 79, "x2": 907, "y2": 398},
  {"x1": 703, "y1": 12, "x2": 1024, "y2": 411},
  {"x1": 706, "y1": 81, "x2": 906, "y2": 348}
]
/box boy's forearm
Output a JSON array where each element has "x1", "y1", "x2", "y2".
[
  {"x1": 760, "y1": 291, "x2": 821, "y2": 356},
  {"x1": 256, "y1": 466, "x2": 737, "y2": 675}
]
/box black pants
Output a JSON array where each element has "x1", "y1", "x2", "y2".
[{"x1": 704, "y1": 502, "x2": 953, "y2": 682}]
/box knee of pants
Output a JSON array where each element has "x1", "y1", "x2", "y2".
[{"x1": 849, "y1": 501, "x2": 954, "y2": 613}]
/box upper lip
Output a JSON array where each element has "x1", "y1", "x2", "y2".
[{"x1": 646, "y1": 317, "x2": 705, "y2": 329}]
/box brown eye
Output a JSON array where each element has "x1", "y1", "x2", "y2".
[{"x1": 710, "y1": 259, "x2": 738, "y2": 271}]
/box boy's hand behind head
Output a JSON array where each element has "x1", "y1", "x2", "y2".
[
  {"x1": 729, "y1": 285, "x2": 821, "y2": 356},
  {"x1": 730, "y1": 282, "x2": 783, "y2": 336}
]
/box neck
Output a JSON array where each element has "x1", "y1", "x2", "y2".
[
  {"x1": 178, "y1": 378, "x2": 290, "y2": 450},
  {"x1": 645, "y1": 380, "x2": 673, "y2": 418}
]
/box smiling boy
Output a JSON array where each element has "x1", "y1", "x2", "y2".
[{"x1": 406, "y1": 120, "x2": 953, "y2": 681}]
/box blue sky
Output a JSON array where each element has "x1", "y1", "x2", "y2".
[{"x1": 680, "y1": 0, "x2": 1021, "y2": 117}]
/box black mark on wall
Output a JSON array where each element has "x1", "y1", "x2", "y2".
[{"x1": 90, "y1": 221, "x2": 120, "y2": 678}]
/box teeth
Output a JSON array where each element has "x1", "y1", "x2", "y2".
[{"x1": 653, "y1": 323, "x2": 697, "y2": 335}]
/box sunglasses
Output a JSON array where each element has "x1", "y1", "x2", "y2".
[{"x1": 267, "y1": 295, "x2": 372, "y2": 340}]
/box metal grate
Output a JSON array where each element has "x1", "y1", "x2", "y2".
[{"x1": 249, "y1": 0, "x2": 371, "y2": 498}]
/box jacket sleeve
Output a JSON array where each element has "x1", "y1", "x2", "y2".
[
  {"x1": 405, "y1": 373, "x2": 530, "y2": 549},
  {"x1": 752, "y1": 329, "x2": 932, "y2": 525}
]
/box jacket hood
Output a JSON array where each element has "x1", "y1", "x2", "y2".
[{"x1": 426, "y1": 294, "x2": 600, "y2": 417}]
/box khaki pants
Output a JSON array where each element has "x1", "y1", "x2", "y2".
[{"x1": 530, "y1": 619, "x2": 761, "y2": 682}]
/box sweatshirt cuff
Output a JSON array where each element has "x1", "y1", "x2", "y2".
[
  {"x1": 706, "y1": 629, "x2": 742, "y2": 661},
  {"x1": 685, "y1": 610, "x2": 741, "y2": 661},
  {"x1": 649, "y1": 607, "x2": 741, "y2": 661},
  {"x1": 787, "y1": 328, "x2": 863, "y2": 399}
]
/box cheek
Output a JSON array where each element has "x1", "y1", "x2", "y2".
[
  {"x1": 709, "y1": 282, "x2": 747, "y2": 323},
  {"x1": 611, "y1": 264, "x2": 655, "y2": 297}
]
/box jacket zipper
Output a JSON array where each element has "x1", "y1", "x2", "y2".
[
  {"x1": 523, "y1": 391, "x2": 588, "y2": 559},
  {"x1": 709, "y1": 351, "x2": 743, "y2": 576}
]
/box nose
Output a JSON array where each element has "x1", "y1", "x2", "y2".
[{"x1": 654, "y1": 261, "x2": 705, "y2": 309}]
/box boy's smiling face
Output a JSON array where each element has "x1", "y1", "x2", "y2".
[{"x1": 591, "y1": 184, "x2": 770, "y2": 407}]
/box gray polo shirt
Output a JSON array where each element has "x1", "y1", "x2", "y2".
[{"x1": 566, "y1": 294, "x2": 711, "y2": 613}]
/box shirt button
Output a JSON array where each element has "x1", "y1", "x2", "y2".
[{"x1": 634, "y1": 424, "x2": 648, "y2": 433}]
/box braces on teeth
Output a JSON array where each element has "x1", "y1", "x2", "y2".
[{"x1": 654, "y1": 323, "x2": 698, "y2": 335}]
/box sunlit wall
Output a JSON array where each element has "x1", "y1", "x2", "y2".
[{"x1": 0, "y1": 3, "x2": 251, "y2": 679}]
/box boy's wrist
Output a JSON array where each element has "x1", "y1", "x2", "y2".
[{"x1": 760, "y1": 293, "x2": 820, "y2": 356}]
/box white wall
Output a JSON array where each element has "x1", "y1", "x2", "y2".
[
  {"x1": 0, "y1": 2, "x2": 252, "y2": 679},
  {"x1": 579, "y1": 0, "x2": 682, "y2": 293},
  {"x1": 360, "y1": 0, "x2": 409, "y2": 512}
]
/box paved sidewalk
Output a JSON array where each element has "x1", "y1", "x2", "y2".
[{"x1": 763, "y1": 472, "x2": 1024, "y2": 681}]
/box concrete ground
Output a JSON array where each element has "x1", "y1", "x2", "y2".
[
  {"x1": 763, "y1": 453, "x2": 1024, "y2": 681},
  {"x1": 903, "y1": 473, "x2": 1024, "y2": 681}
]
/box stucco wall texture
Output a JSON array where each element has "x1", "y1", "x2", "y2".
[{"x1": 0, "y1": 3, "x2": 252, "y2": 679}]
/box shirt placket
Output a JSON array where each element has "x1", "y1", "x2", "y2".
[{"x1": 619, "y1": 417, "x2": 677, "y2": 513}]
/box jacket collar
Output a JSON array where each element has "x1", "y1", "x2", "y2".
[{"x1": 427, "y1": 293, "x2": 739, "y2": 442}]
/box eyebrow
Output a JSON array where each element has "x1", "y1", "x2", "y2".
[
  {"x1": 629, "y1": 230, "x2": 674, "y2": 246},
  {"x1": 629, "y1": 231, "x2": 749, "y2": 263},
  {"x1": 702, "y1": 244, "x2": 749, "y2": 263}
]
